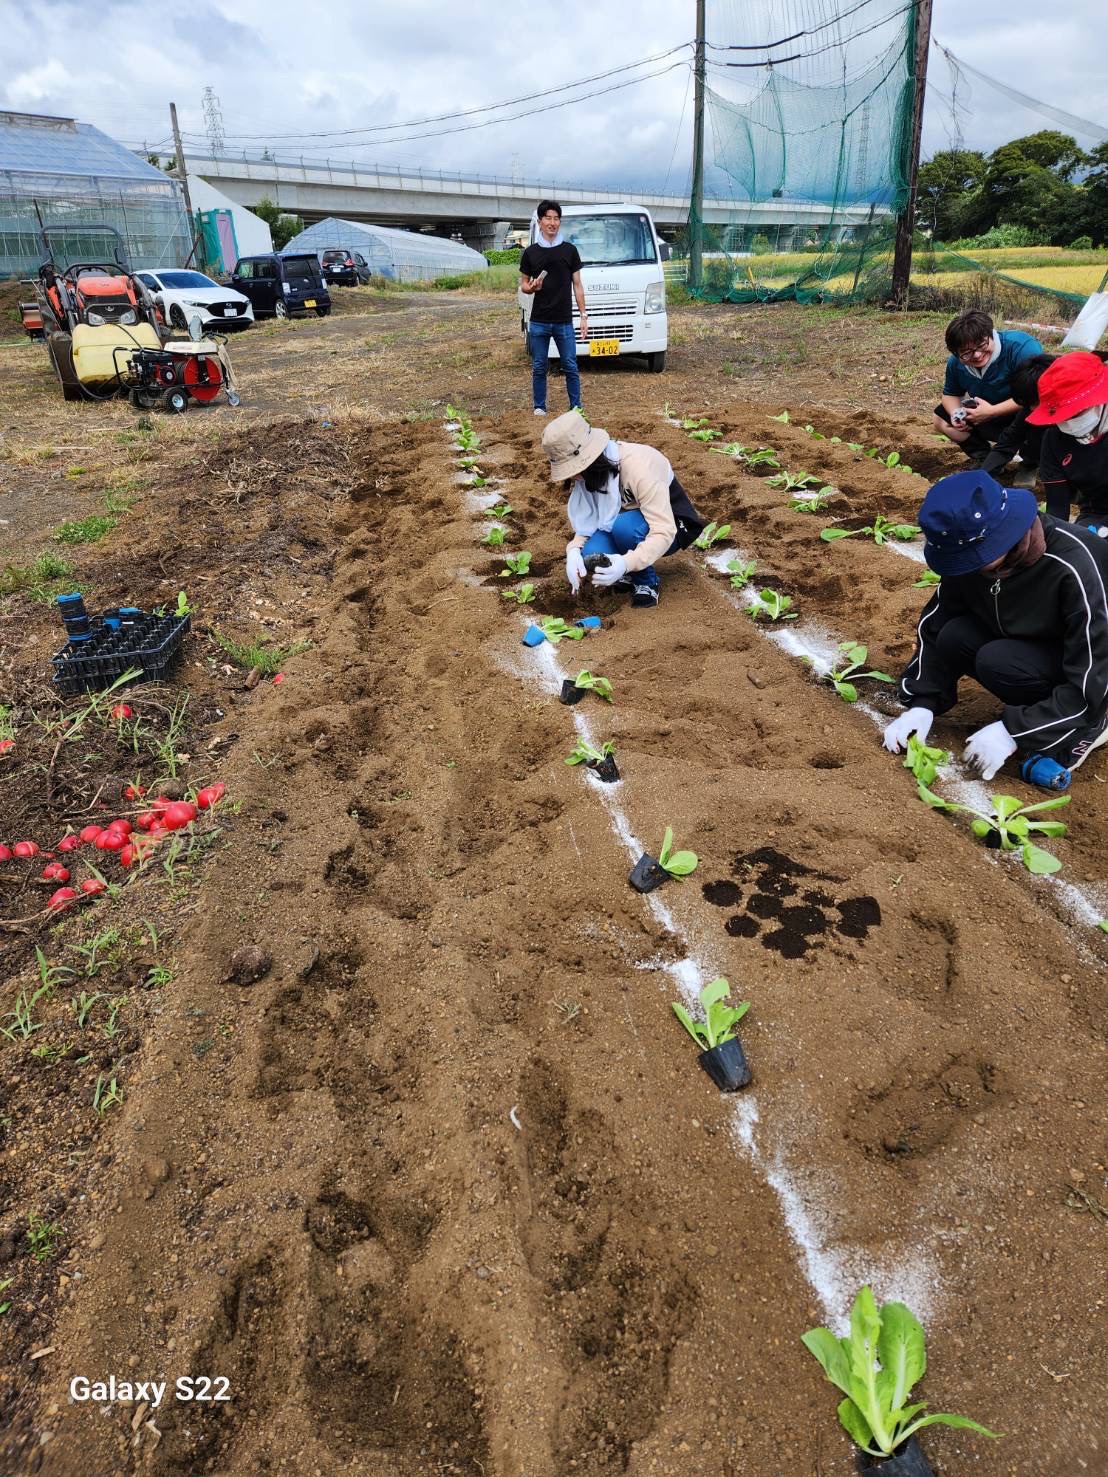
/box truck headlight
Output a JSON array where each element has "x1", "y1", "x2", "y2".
[
  {"x1": 120, "y1": 310, "x2": 137, "y2": 325},
  {"x1": 86, "y1": 311, "x2": 105, "y2": 326},
  {"x1": 645, "y1": 281, "x2": 665, "y2": 314}
]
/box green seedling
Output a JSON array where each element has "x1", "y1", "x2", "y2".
[
  {"x1": 488, "y1": 502, "x2": 513, "y2": 519},
  {"x1": 680, "y1": 415, "x2": 712, "y2": 430},
  {"x1": 482, "y1": 525, "x2": 507, "y2": 546},
  {"x1": 688, "y1": 427, "x2": 720, "y2": 442},
  {"x1": 803, "y1": 1286, "x2": 998, "y2": 1459},
  {"x1": 572, "y1": 670, "x2": 613, "y2": 702},
  {"x1": 0, "y1": 1277, "x2": 11, "y2": 1315},
  {"x1": 657, "y1": 825, "x2": 698, "y2": 878},
  {"x1": 540, "y1": 617, "x2": 585, "y2": 644},
  {"x1": 846, "y1": 441, "x2": 865, "y2": 452},
  {"x1": 913, "y1": 569, "x2": 942, "y2": 587},
  {"x1": 903, "y1": 734, "x2": 950, "y2": 787},
  {"x1": 457, "y1": 455, "x2": 479, "y2": 470},
  {"x1": 672, "y1": 976, "x2": 749, "y2": 1049},
  {"x1": 0, "y1": 985, "x2": 51, "y2": 1042},
  {"x1": 917, "y1": 785, "x2": 1070, "y2": 875},
  {"x1": 499, "y1": 551, "x2": 532, "y2": 577},
  {"x1": 744, "y1": 447, "x2": 781, "y2": 469},
  {"x1": 726, "y1": 558, "x2": 756, "y2": 589},
  {"x1": 444, "y1": 403, "x2": 469, "y2": 425},
  {"x1": 802, "y1": 423, "x2": 827, "y2": 440},
  {"x1": 34, "y1": 947, "x2": 73, "y2": 995},
  {"x1": 174, "y1": 590, "x2": 192, "y2": 617},
  {"x1": 73, "y1": 928, "x2": 120, "y2": 979},
  {"x1": 565, "y1": 737, "x2": 616, "y2": 767},
  {"x1": 769, "y1": 409, "x2": 791, "y2": 423},
  {"x1": 214, "y1": 631, "x2": 309, "y2": 675},
  {"x1": 27, "y1": 1212, "x2": 62, "y2": 1262},
  {"x1": 693, "y1": 521, "x2": 731, "y2": 550},
  {"x1": 768, "y1": 470, "x2": 819, "y2": 492},
  {"x1": 749, "y1": 588, "x2": 798, "y2": 622},
  {"x1": 814, "y1": 642, "x2": 893, "y2": 703},
  {"x1": 501, "y1": 582, "x2": 536, "y2": 604},
  {"x1": 53, "y1": 513, "x2": 117, "y2": 545},
  {"x1": 469, "y1": 473, "x2": 490, "y2": 488},
  {"x1": 711, "y1": 441, "x2": 753, "y2": 460},
  {"x1": 821, "y1": 516, "x2": 921, "y2": 545},
  {"x1": 789, "y1": 488, "x2": 837, "y2": 513},
  {"x1": 71, "y1": 991, "x2": 104, "y2": 1029},
  {"x1": 92, "y1": 1072, "x2": 124, "y2": 1116}
]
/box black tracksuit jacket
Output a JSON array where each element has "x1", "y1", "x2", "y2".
[{"x1": 897, "y1": 516, "x2": 1108, "y2": 757}]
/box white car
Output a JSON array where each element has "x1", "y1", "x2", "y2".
[{"x1": 135, "y1": 270, "x2": 254, "y2": 333}]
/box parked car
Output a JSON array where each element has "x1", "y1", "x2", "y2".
[
  {"x1": 229, "y1": 254, "x2": 331, "y2": 320},
  {"x1": 135, "y1": 270, "x2": 254, "y2": 332},
  {"x1": 320, "y1": 249, "x2": 371, "y2": 286}
]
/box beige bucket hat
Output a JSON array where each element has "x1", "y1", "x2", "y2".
[{"x1": 541, "y1": 411, "x2": 609, "y2": 482}]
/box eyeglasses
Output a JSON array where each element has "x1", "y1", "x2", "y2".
[{"x1": 957, "y1": 338, "x2": 993, "y2": 363}]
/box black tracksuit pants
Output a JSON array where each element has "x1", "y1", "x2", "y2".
[{"x1": 934, "y1": 615, "x2": 1062, "y2": 707}]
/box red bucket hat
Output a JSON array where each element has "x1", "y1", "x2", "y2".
[{"x1": 1026, "y1": 351, "x2": 1108, "y2": 425}]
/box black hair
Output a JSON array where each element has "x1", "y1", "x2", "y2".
[
  {"x1": 536, "y1": 199, "x2": 562, "y2": 220},
  {"x1": 579, "y1": 447, "x2": 618, "y2": 493},
  {"x1": 945, "y1": 309, "x2": 994, "y2": 353},
  {"x1": 1010, "y1": 354, "x2": 1057, "y2": 409}
]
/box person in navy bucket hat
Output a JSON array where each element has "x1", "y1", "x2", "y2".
[{"x1": 883, "y1": 469, "x2": 1108, "y2": 781}]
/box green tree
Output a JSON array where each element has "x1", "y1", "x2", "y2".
[
  {"x1": 917, "y1": 149, "x2": 986, "y2": 240},
  {"x1": 251, "y1": 197, "x2": 304, "y2": 251}
]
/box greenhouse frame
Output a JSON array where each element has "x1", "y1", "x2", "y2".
[
  {"x1": 0, "y1": 111, "x2": 192, "y2": 279},
  {"x1": 280, "y1": 217, "x2": 488, "y2": 283}
]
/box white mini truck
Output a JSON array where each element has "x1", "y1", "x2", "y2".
[{"x1": 518, "y1": 202, "x2": 669, "y2": 373}]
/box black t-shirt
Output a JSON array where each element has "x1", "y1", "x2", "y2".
[
  {"x1": 519, "y1": 241, "x2": 582, "y2": 325},
  {"x1": 1040, "y1": 426, "x2": 1108, "y2": 519}
]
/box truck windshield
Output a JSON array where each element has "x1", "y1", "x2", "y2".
[{"x1": 561, "y1": 214, "x2": 657, "y2": 267}]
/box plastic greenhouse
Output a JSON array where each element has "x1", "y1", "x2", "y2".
[
  {"x1": 281, "y1": 218, "x2": 488, "y2": 283},
  {"x1": 0, "y1": 111, "x2": 192, "y2": 279}
]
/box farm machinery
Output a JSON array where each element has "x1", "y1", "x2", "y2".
[{"x1": 19, "y1": 223, "x2": 238, "y2": 412}]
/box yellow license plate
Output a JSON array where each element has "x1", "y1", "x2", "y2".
[
  {"x1": 304, "y1": 299, "x2": 316, "y2": 308},
  {"x1": 589, "y1": 338, "x2": 620, "y2": 357}
]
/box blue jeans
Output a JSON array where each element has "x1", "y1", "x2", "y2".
[
  {"x1": 528, "y1": 320, "x2": 581, "y2": 411},
  {"x1": 581, "y1": 509, "x2": 678, "y2": 591}
]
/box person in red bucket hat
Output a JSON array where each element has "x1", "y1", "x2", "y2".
[{"x1": 1026, "y1": 351, "x2": 1108, "y2": 528}]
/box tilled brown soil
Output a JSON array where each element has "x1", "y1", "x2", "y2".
[{"x1": 0, "y1": 296, "x2": 1105, "y2": 1477}]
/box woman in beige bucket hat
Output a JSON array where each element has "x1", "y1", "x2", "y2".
[{"x1": 541, "y1": 411, "x2": 705, "y2": 608}]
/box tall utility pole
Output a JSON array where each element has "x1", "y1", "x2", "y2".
[
  {"x1": 202, "y1": 86, "x2": 225, "y2": 157},
  {"x1": 688, "y1": 0, "x2": 706, "y2": 290},
  {"x1": 890, "y1": 0, "x2": 933, "y2": 306},
  {"x1": 169, "y1": 103, "x2": 203, "y2": 268}
]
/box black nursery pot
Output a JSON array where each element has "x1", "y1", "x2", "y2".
[
  {"x1": 698, "y1": 1036, "x2": 752, "y2": 1092},
  {"x1": 856, "y1": 1437, "x2": 933, "y2": 1477},
  {"x1": 588, "y1": 754, "x2": 620, "y2": 783},
  {"x1": 559, "y1": 678, "x2": 586, "y2": 705},
  {"x1": 629, "y1": 853, "x2": 667, "y2": 893}
]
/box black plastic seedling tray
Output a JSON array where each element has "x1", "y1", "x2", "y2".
[{"x1": 52, "y1": 613, "x2": 191, "y2": 694}]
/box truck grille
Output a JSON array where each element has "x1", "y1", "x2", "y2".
[{"x1": 574, "y1": 298, "x2": 638, "y2": 342}]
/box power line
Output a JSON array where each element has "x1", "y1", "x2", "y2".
[{"x1": 706, "y1": 0, "x2": 894, "y2": 51}]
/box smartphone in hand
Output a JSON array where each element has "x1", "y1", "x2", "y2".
[{"x1": 534, "y1": 269, "x2": 548, "y2": 284}]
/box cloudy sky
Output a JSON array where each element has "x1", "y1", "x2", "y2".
[{"x1": 2, "y1": 0, "x2": 1104, "y2": 196}]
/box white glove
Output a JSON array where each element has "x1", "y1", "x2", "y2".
[
  {"x1": 565, "y1": 545, "x2": 587, "y2": 593},
  {"x1": 591, "y1": 552, "x2": 628, "y2": 588},
  {"x1": 882, "y1": 707, "x2": 934, "y2": 754},
  {"x1": 964, "y1": 720, "x2": 1017, "y2": 781}
]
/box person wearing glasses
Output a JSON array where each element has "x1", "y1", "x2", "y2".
[{"x1": 933, "y1": 310, "x2": 1043, "y2": 481}]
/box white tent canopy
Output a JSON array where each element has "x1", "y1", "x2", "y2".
[{"x1": 281, "y1": 217, "x2": 487, "y2": 283}]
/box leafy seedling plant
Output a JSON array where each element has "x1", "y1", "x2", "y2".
[
  {"x1": 768, "y1": 470, "x2": 819, "y2": 492},
  {"x1": 482, "y1": 526, "x2": 507, "y2": 547},
  {"x1": 540, "y1": 617, "x2": 585, "y2": 644},
  {"x1": 789, "y1": 488, "x2": 837, "y2": 513},
  {"x1": 680, "y1": 415, "x2": 712, "y2": 430},
  {"x1": 917, "y1": 785, "x2": 1070, "y2": 874},
  {"x1": 489, "y1": 502, "x2": 513, "y2": 519},
  {"x1": 902, "y1": 735, "x2": 949, "y2": 787},
  {"x1": 501, "y1": 582, "x2": 535, "y2": 605},
  {"x1": 769, "y1": 409, "x2": 791, "y2": 423},
  {"x1": 802, "y1": 1286, "x2": 998, "y2": 1460},
  {"x1": 565, "y1": 737, "x2": 616, "y2": 767},
  {"x1": 693, "y1": 521, "x2": 731, "y2": 550},
  {"x1": 821, "y1": 515, "x2": 921, "y2": 545},
  {"x1": 672, "y1": 976, "x2": 749, "y2": 1049},
  {"x1": 749, "y1": 588, "x2": 798, "y2": 622},
  {"x1": 816, "y1": 642, "x2": 893, "y2": 703},
  {"x1": 573, "y1": 670, "x2": 613, "y2": 701},
  {"x1": 726, "y1": 558, "x2": 756, "y2": 589},
  {"x1": 913, "y1": 569, "x2": 942, "y2": 588},
  {"x1": 744, "y1": 447, "x2": 781, "y2": 469},
  {"x1": 499, "y1": 552, "x2": 532, "y2": 577},
  {"x1": 658, "y1": 826, "x2": 698, "y2": 878}
]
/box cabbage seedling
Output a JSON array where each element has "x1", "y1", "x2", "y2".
[
  {"x1": 680, "y1": 415, "x2": 712, "y2": 430},
  {"x1": 672, "y1": 976, "x2": 749, "y2": 1049},
  {"x1": 726, "y1": 558, "x2": 756, "y2": 589},
  {"x1": 499, "y1": 552, "x2": 532, "y2": 577},
  {"x1": 482, "y1": 526, "x2": 507, "y2": 546},
  {"x1": 573, "y1": 670, "x2": 613, "y2": 701},
  {"x1": 657, "y1": 825, "x2": 698, "y2": 878},
  {"x1": 540, "y1": 617, "x2": 585, "y2": 644},
  {"x1": 789, "y1": 488, "x2": 837, "y2": 513},
  {"x1": 744, "y1": 447, "x2": 781, "y2": 469},
  {"x1": 749, "y1": 589, "x2": 798, "y2": 622},
  {"x1": 803, "y1": 1286, "x2": 998, "y2": 1460},
  {"x1": 688, "y1": 427, "x2": 720, "y2": 442},
  {"x1": 913, "y1": 569, "x2": 941, "y2": 587},
  {"x1": 816, "y1": 642, "x2": 893, "y2": 702},
  {"x1": 768, "y1": 470, "x2": 819, "y2": 492},
  {"x1": 917, "y1": 784, "x2": 1069, "y2": 874},
  {"x1": 501, "y1": 583, "x2": 535, "y2": 604},
  {"x1": 469, "y1": 473, "x2": 490, "y2": 488},
  {"x1": 903, "y1": 734, "x2": 949, "y2": 786},
  {"x1": 821, "y1": 515, "x2": 921, "y2": 545},
  {"x1": 565, "y1": 737, "x2": 615, "y2": 767},
  {"x1": 489, "y1": 502, "x2": 513, "y2": 519},
  {"x1": 711, "y1": 441, "x2": 753, "y2": 460},
  {"x1": 769, "y1": 409, "x2": 791, "y2": 423},
  {"x1": 694, "y1": 521, "x2": 731, "y2": 550}
]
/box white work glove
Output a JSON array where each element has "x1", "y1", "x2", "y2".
[
  {"x1": 882, "y1": 707, "x2": 934, "y2": 754},
  {"x1": 591, "y1": 552, "x2": 628, "y2": 588},
  {"x1": 964, "y1": 720, "x2": 1017, "y2": 781},
  {"x1": 565, "y1": 545, "x2": 587, "y2": 593}
]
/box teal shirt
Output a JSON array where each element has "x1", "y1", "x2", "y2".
[{"x1": 942, "y1": 329, "x2": 1043, "y2": 405}]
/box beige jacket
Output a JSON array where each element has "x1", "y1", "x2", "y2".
[{"x1": 567, "y1": 441, "x2": 677, "y2": 573}]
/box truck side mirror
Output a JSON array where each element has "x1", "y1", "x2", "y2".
[{"x1": 658, "y1": 241, "x2": 672, "y2": 262}]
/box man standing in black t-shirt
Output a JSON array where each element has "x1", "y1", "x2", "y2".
[{"x1": 519, "y1": 199, "x2": 589, "y2": 415}]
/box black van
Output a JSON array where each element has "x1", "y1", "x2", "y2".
[{"x1": 229, "y1": 254, "x2": 331, "y2": 320}]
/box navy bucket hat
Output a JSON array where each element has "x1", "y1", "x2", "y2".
[{"x1": 919, "y1": 470, "x2": 1039, "y2": 576}]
